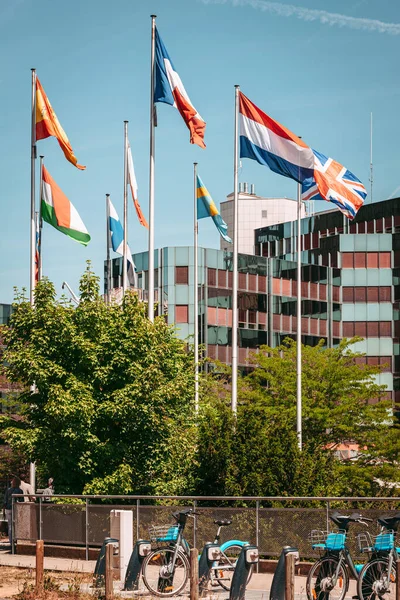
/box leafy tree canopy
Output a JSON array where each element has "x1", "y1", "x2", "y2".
[
  {"x1": 196, "y1": 340, "x2": 399, "y2": 498},
  {"x1": 1, "y1": 266, "x2": 197, "y2": 495}
]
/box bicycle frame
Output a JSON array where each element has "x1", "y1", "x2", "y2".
[
  {"x1": 165, "y1": 521, "x2": 186, "y2": 575},
  {"x1": 323, "y1": 547, "x2": 360, "y2": 585}
]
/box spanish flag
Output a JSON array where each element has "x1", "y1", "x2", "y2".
[{"x1": 36, "y1": 78, "x2": 85, "y2": 170}]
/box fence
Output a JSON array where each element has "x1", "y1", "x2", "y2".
[{"x1": 13, "y1": 495, "x2": 400, "y2": 561}]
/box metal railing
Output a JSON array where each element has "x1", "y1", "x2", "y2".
[{"x1": 12, "y1": 495, "x2": 400, "y2": 561}]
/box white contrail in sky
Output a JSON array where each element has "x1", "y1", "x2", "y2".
[
  {"x1": 388, "y1": 185, "x2": 400, "y2": 199},
  {"x1": 200, "y1": 0, "x2": 400, "y2": 35}
]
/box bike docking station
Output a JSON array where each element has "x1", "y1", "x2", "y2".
[
  {"x1": 198, "y1": 542, "x2": 222, "y2": 594},
  {"x1": 123, "y1": 540, "x2": 152, "y2": 591},
  {"x1": 93, "y1": 537, "x2": 119, "y2": 588},
  {"x1": 269, "y1": 546, "x2": 299, "y2": 600},
  {"x1": 229, "y1": 543, "x2": 259, "y2": 600}
]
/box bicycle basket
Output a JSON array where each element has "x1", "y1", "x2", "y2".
[
  {"x1": 309, "y1": 530, "x2": 346, "y2": 550},
  {"x1": 374, "y1": 531, "x2": 395, "y2": 551},
  {"x1": 309, "y1": 530, "x2": 328, "y2": 545},
  {"x1": 357, "y1": 532, "x2": 373, "y2": 553},
  {"x1": 148, "y1": 524, "x2": 179, "y2": 543},
  {"x1": 325, "y1": 532, "x2": 346, "y2": 550}
]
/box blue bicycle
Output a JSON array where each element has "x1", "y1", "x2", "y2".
[
  {"x1": 306, "y1": 511, "x2": 372, "y2": 600},
  {"x1": 357, "y1": 512, "x2": 400, "y2": 600},
  {"x1": 142, "y1": 509, "x2": 252, "y2": 596}
]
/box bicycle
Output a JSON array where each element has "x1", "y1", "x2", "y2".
[
  {"x1": 306, "y1": 511, "x2": 372, "y2": 600},
  {"x1": 141, "y1": 509, "x2": 252, "y2": 596},
  {"x1": 142, "y1": 507, "x2": 196, "y2": 597},
  {"x1": 357, "y1": 512, "x2": 400, "y2": 600},
  {"x1": 207, "y1": 518, "x2": 253, "y2": 591}
]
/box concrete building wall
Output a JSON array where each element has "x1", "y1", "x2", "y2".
[{"x1": 220, "y1": 184, "x2": 305, "y2": 255}]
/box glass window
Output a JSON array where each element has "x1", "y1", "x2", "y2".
[
  {"x1": 354, "y1": 322, "x2": 367, "y2": 337},
  {"x1": 354, "y1": 252, "x2": 366, "y2": 268},
  {"x1": 342, "y1": 304, "x2": 355, "y2": 321},
  {"x1": 367, "y1": 322, "x2": 379, "y2": 337},
  {"x1": 367, "y1": 287, "x2": 379, "y2": 302},
  {"x1": 366, "y1": 253, "x2": 378, "y2": 268},
  {"x1": 175, "y1": 247, "x2": 189, "y2": 266},
  {"x1": 175, "y1": 266, "x2": 189, "y2": 284},
  {"x1": 379, "y1": 252, "x2": 391, "y2": 268},
  {"x1": 217, "y1": 270, "x2": 227, "y2": 288},
  {"x1": 174, "y1": 282, "x2": 188, "y2": 304},
  {"x1": 207, "y1": 326, "x2": 230, "y2": 345},
  {"x1": 379, "y1": 287, "x2": 391, "y2": 302},
  {"x1": 341, "y1": 253, "x2": 354, "y2": 268},
  {"x1": 379, "y1": 303, "x2": 392, "y2": 320},
  {"x1": 176, "y1": 305, "x2": 188, "y2": 323},
  {"x1": 208, "y1": 268, "x2": 216, "y2": 286},
  {"x1": 354, "y1": 287, "x2": 366, "y2": 302},
  {"x1": 343, "y1": 322, "x2": 354, "y2": 337},
  {"x1": 342, "y1": 288, "x2": 354, "y2": 302}
]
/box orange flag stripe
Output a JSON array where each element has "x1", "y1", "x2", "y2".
[{"x1": 36, "y1": 78, "x2": 86, "y2": 170}]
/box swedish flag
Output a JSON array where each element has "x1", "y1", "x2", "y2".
[{"x1": 196, "y1": 175, "x2": 232, "y2": 244}]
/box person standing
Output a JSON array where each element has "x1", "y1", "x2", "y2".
[{"x1": 3, "y1": 476, "x2": 24, "y2": 547}]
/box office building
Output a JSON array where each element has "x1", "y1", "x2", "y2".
[{"x1": 220, "y1": 183, "x2": 305, "y2": 254}]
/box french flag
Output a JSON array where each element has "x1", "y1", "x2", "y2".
[
  {"x1": 154, "y1": 27, "x2": 206, "y2": 149},
  {"x1": 239, "y1": 92, "x2": 314, "y2": 183}
]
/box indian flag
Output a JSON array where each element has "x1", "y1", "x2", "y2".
[{"x1": 41, "y1": 166, "x2": 90, "y2": 246}]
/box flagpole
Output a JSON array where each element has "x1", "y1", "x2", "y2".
[
  {"x1": 30, "y1": 70, "x2": 37, "y2": 492},
  {"x1": 123, "y1": 121, "x2": 128, "y2": 294},
  {"x1": 194, "y1": 162, "x2": 199, "y2": 413},
  {"x1": 148, "y1": 14, "x2": 156, "y2": 321},
  {"x1": 106, "y1": 194, "x2": 111, "y2": 303},
  {"x1": 296, "y1": 180, "x2": 302, "y2": 451},
  {"x1": 370, "y1": 112, "x2": 373, "y2": 205},
  {"x1": 38, "y1": 155, "x2": 44, "y2": 280},
  {"x1": 231, "y1": 85, "x2": 240, "y2": 415},
  {"x1": 30, "y1": 68, "x2": 37, "y2": 305}
]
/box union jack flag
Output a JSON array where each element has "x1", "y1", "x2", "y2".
[{"x1": 302, "y1": 149, "x2": 367, "y2": 219}]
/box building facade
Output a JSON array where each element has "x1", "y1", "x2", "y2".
[
  {"x1": 105, "y1": 198, "x2": 400, "y2": 405},
  {"x1": 220, "y1": 183, "x2": 305, "y2": 254},
  {"x1": 107, "y1": 247, "x2": 338, "y2": 370},
  {"x1": 255, "y1": 197, "x2": 400, "y2": 404}
]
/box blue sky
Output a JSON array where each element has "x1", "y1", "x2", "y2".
[{"x1": 0, "y1": 0, "x2": 399, "y2": 303}]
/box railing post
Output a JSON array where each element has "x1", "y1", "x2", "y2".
[
  {"x1": 35, "y1": 539, "x2": 44, "y2": 593},
  {"x1": 190, "y1": 548, "x2": 199, "y2": 600},
  {"x1": 39, "y1": 496, "x2": 43, "y2": 540},
  {"x1": 193, "y1": 500, "x2": 197, "y2": 549},
  {"x1": 256, "y1": 500, "x2": 260, "y2": 573},
  {"x1": 11, "y1": 496, "x2": 15, "y2": 554},
  {"x1": 285, "y1": 551, "x2": 295, "y2": 600},
  {"x1": 105, "y1": 542, "x2": 114, "y2": 599},
  {"x1": 326, "y1": 501, "x2": 330, "y2": 532},
  {"x1": 85, "y1": 498, "x2": 89, "y2": 561},
  {"x1": 136, "y1": 499, "x2": 140, "y2": 541}
]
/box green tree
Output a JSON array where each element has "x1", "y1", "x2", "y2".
[
  {"x1": 196, "y1": 338, "x2": 398, "y2": 497},
  {"x1": 1, "y1": 267, "x2": 197, "y2": 495}
]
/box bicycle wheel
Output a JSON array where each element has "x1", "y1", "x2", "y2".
[
  {"x1": 357, "y1": 558, "x2": 397, "y2": 600},
  {"x1": 142, "y1": 547, "x2": 190, "y2": 597},
  {"x1": 213, "y1": 543, "x2": 253, "y2": 591},
  {"x1": 306, "y1": 556, "x2": 349, "y2": 600}
]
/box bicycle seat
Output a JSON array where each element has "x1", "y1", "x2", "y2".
[
  {"x1": 377, "y1": 513, "x2": 400, "y2": 532},
  {"x1": 329, "y1": 511, "x2": 364, "y2": 531},
  {"x1": 214, "y1": 519, "x2": 232, "y2": 526}
]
